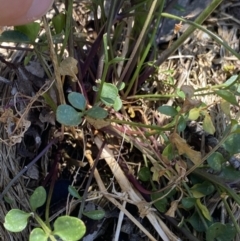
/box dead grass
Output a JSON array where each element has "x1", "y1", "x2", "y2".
[{"x1": 0, "y1": 1, "x2": 240, "y2": 240}]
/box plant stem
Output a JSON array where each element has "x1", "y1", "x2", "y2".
[
  {"x1": 218, "y1": 187, "x2": 240, "y2": 234},
  {"x1": 110, "y1": 119, "x2": 175, "y2": 130},
  {"x1": 139, "y1": 0, "x2": 224, "y2": 84},
  {"x1": 119, "y1": 0, "x2": 158, "y2": 88},
  {"x1": 43, "y1": 17, "x2": 65, "y2": 104},
  {"x1": 60, "y1": 0, "x2": 73, "y2": 59},
  {"x1": 123, "y1": 0, "x2": 164, "y2": 98},
  {"x1": 161, "y1": 13, "x2": 240, "y2": 60},
  {"x1": 34, "y1": 213, "x2": 57, "y2": 241}
]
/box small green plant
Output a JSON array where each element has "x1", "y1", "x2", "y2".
[
  {"x1": 4, "y1": 186, "x2": 86, "y2": 241},
  {"x1": 56, "y1": 82, "x2": 123, "y2": 126},
  {"x1": 56, "y1": 92, "x2": 108, "y2": 126}
]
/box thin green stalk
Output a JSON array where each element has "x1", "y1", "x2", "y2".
[
  {"x1": 34, "y1": 213, "x2": 57, "y2": 241},
  {"x1": 123, "y1": 0, "x2": 165, "y2": 98},
  {"x1": 95, "y1": 34, "x2": 109, "y2": 102},
  {"x1": 182, "y1": 182, "x2": 209, "y2": 230},
  {"x1": 140, "y1": 0, "x2": 224, "y2": 82},
  {"x1": 161, "y1": 13, "x2": 240, "y2": 60},
  {"x1": 59, "y1": 0, "x2": 73, "y2": 59},
  {"x1": 127, "y1": 93, "x2": 176, "y2": 99},
  {"x1": 110, "y1": 119, "x2": 175, "y2": 130},
  {"x1": 119, "y1": 0, "x2": 158, "y2": 85},
  {"x1": 218, "y1": 187, "x2": 240, "y2": 234}
]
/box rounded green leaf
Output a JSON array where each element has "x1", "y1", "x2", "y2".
[
  {"x1": 206, "y1": 223, "x2": 236, "y2": 241},
  {"x1": 56, "y1": 105, "x2": 82, "y2": 126},
  {"x1": 82, "y1": 210, "x2": 105, "y2": 220},
  {"x1": 138, "y1": 167, "x2": 151, "y2": 182},
  {"x1": 30, "y1": 186, "x2": 47, "y2": 211},
  {"x1": 203, "y1": 114, "x2": 215, "y2": 135},
  {"x1": 207, "y1": 152, "x2": 225, "y2": 172},
  {"x1": 187, "y1": 212, "x2": 207, "y2": 232},
  {"x1": 100, "y1": 83, "x2": 118, "y2": 106},
  {"x1": 181, "y1": 197, "x2": 196, "y2": 209},
  {"x1": 68, "y1": 186, "x2": 82, "y2": 200},
  {"x1": 53, "y1": 216, "x2": 86, "y2": 241},
  {"x1": 15, "y1": 23, "x2": 40, "y2": 42},
  {"x1": 157, "y1": 106, "x2": 178, "y2": 117},
  {"x1": 191, "y1": 181, "x2": 215, "y2": 198},
  {"x1": 214, "y1": 90, "x2": 238, "y2": 105},
  {"x1": 0, "y1": 30, "x2": 30, "y2": 43},
  {"x1": 117, "y1": 82, "x2": 125, "y2": 91},
  {"x1": 4, "y1": 209, "x2": 31, "y2": 232},
  {"x1": 52, "y1": 13, "x2": 66, "y2": 34},
  {"x1": 188, "y1": 108, "x2": 200, "y2": 120},
  {"x1": 151, "y1": 193, "x2": 168, "y2": 213},
  {"x1": 223, "y1": 133, "x2": 240, "y2": 155},
  {"x1": 85, "y1": 106, "x2": 108, "y2": 119},
  {"x1": 113, "y1": 96, "x2": 122, "y2": 111},
  {"x1": 177, "y1": 115, "x2": 187, "y2": 132},
  {"x1": 68, "y1": 92, "x2": 86, "y2": 111},
  {"x1": 30, "y1": 228, "x2": 48, "y2": 241}
]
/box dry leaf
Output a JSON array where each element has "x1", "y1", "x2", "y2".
[
  {"x1": 59, "y1": 57, "x2": 78, "y2": 81},
  {"x1": 0, "y1": 108, "x2": 14, "y2": 123},
  {"x1": 181, "y1": 97, "x2": 202, "y2": 113},
  {"x1": 165, "y1": 200, "x2": 179, "y2": 217},
  {"x1": 85, "y1": 116, "x2": 110, "y2": 129},
  {"x1": 170, "y1": 133, "x2": 201, "y2": 165},
  {"x1": 181, "y1": 85, "x2": 195, "y2": 98}
]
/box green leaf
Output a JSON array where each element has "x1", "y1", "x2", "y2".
[
  {"x1": 196, "y1": 199, "x2": 212, "y2": 221},
  {"x1": 100, "y1": 83, "x2": 118, "y2": 106},
  {"x1": 223, "y1": 132, "x2": 240, "y2": 155},
  {"x1": 206, "y1": 223, "x2": 236, "y2": 241},
  {"x1": 176, "y1": 89, "x2": 185, "y2": 99},
  {"x1": 188, "y1": 108, "x2": 200, "y2": 120},
  {"x1": 181, "y1": 197, "x2": 196, "y2": 209},
  {"x1": 30, "y1": 228, "x2": 48, "y2": 241},
  {"x1": 113, "y1": 96, "x2": 122, "y2": 111},
  {"x1": 157, "y1": 106, "x2": 178, "y2": 117},
  {"x1": 15, "y1": 22, "x2": 40, "y2": 42},
  {"x1": 151, "y1": 192, "x2": 168, "y2": 213},
  {"x1": 30, "y1": 186, "x2": 47, "y2": 211},
  {"x1": 4, "y1": 209, "x2": 31, "y2": 232},
  {"x1": 138, "y1": 167, "x2": 151, "y2": 182},
  {"x1": 177, "y1": 115, "x2": 187, "y2": 132},
  {"x1": 214, "y1": 90, "x2": 238, "y2": 105},
  {"x1": 56, "y1": 105, "x2": 82, "y2": 126},
  {"x1": 202, "y1": 114, "x2": 215, "y2": 135},
  {"x1": 162, "y1": 143, "x2": 175, "y2": 160},
  {"x1": 53, "y1": 216, "x2": 86, "y2": 241},
  {"x1": 207, "y1": 152, "x2": 225, "y2": 172},
  {"x1": 68, "y1": 92, "x2": 86, "y2": 111},
  {"x1": 68, "y1": 186, "x2": 82, "y2": 200},
  {"x1": 85, "y1": 106, "x2": 108, "y2": 119},
  {"x1": 82, "y1": 210, "x2": 105, "y2": 220},
  {"x1": 116, "y1": 82, "x2": 125, "y2": 91},
  {"x1": 223, "y1": 75, "x2": 239, "y2": 88},
  {"x1": 52, "y1": 13, "x2": 66, "y2": 34},
  {"x1": 187, "y1": 211, "x2": 208, "y2": 232},
  {"x1": 191, "y1": 181, "x2": 215, "y2": 198},
  {"x1": 0, "y1": 30, "x2": 30, "y2": 43},
  {"x1": 220, "y1": 100, "x2": 230, "y2": 117},
  {"x1": 218, "y1": 165, "x2": 240, "y2": 182}
]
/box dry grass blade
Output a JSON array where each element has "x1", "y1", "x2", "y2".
[{"x1": 93, "y1": 136, "x2": 180, "y2": 241}]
